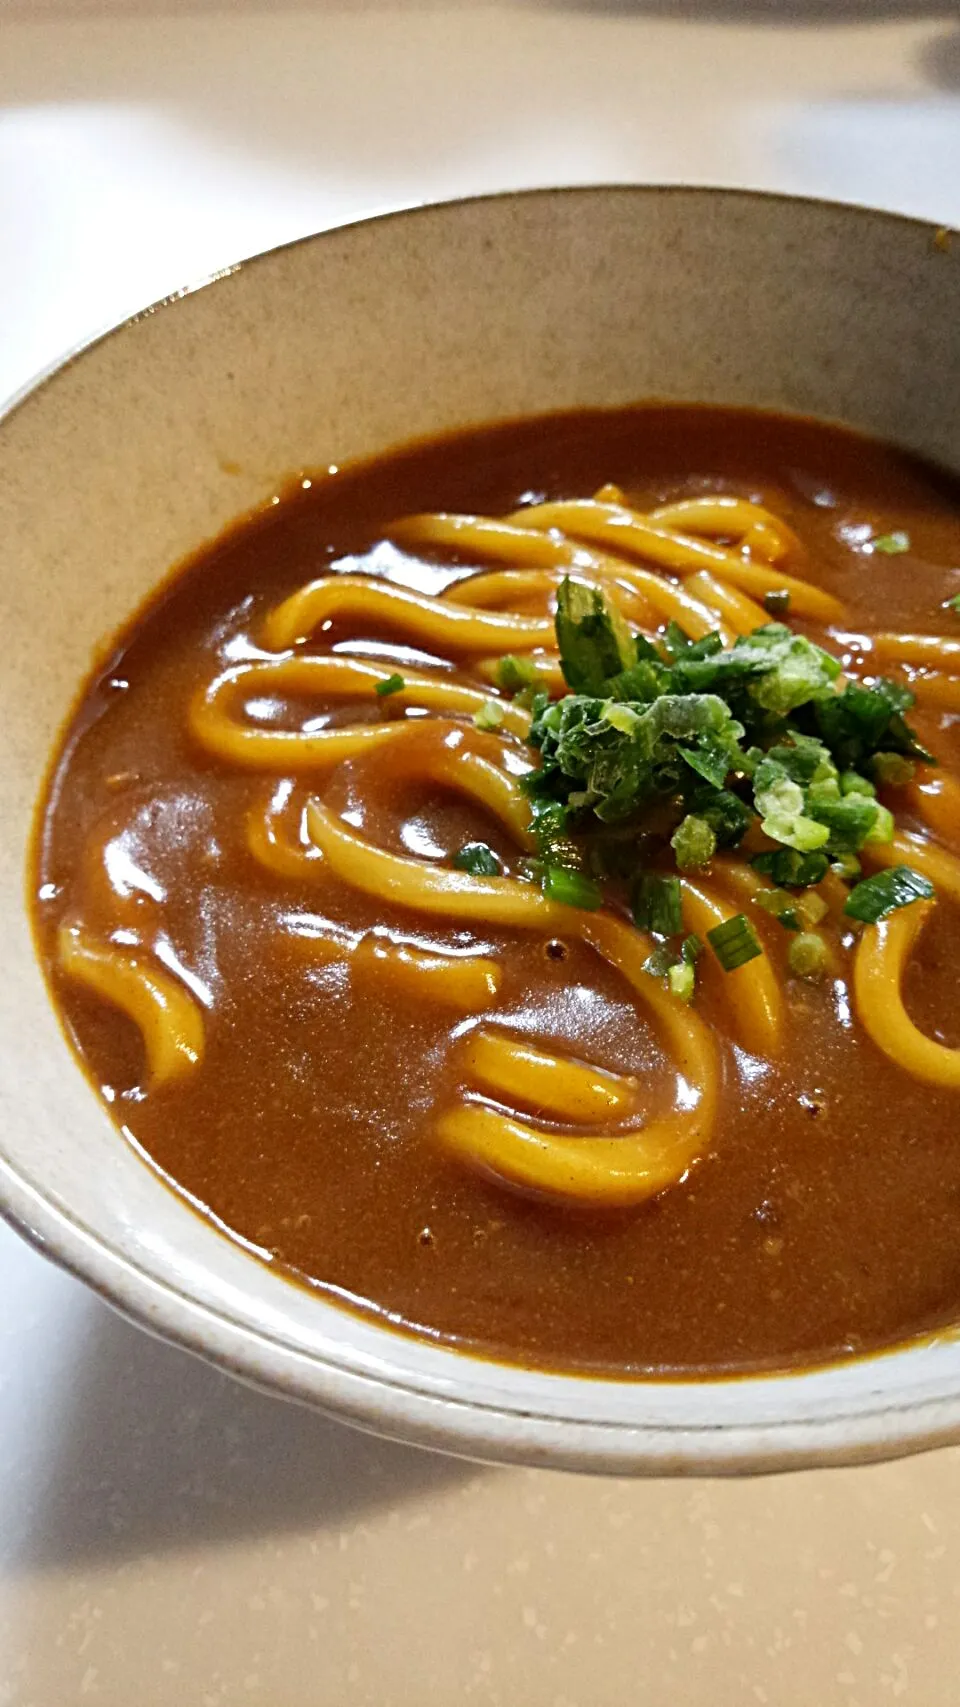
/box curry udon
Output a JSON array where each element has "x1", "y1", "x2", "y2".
[{"x1": 32, "y1": 406, "x2": 960, "y2": 1374}]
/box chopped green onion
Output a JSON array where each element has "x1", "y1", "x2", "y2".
[
  {"x1": 473, "y1": 698, "x2": 505, "y2": 732},
  {"x1": 871, "y1": 531, "x2": 910, "y2": 555},
  {"x1": 375, "y1": 672, "x2": 405, "y2": 697},
  {"x1": 830, "y1": 851, "x2": 862, "y2": 883},
  {"x1": 788, "y1": 932, "x2": 830, "y2": 979},
  {"x1": 601, "y1": 701, "x2": 642, "y2": 735},
  {"x1": 751, "y1": 848, "x2": 829, "y2": 889},
  {"x1": 632, "y1": 873, "x2": 683, "y2": 937},
  {"x1": 707, "y1": 913, "x2": 763, "y2": 972},
  {"x1": 668, "y1": 960, "x2": 696, "y2": 1003},
  {"x1": 871, "y1": 752, "x2": 916, "y2": 788},
  {"x1": 864, "y1": 802, "x2": 894, "y2": 845},
  {"x1": 671, "y1": 814, "x2": 717, "y2": 871},
  {"x1": 541, "y1": 866, "x2": 603, "y2": 910},
  {"x1": 840, "y1": 769, "x2": 876, "y2": 798},
  {"x1": 681, "y1": 933, "x2": 703, "y2": 964},
  {"x1": 796, "y1": 889, "x2": 829, "y2": 928},
  {"x1": 946, "y1": 593, "x2": 960, "y2": 615},
  {"x1": 753, "y1": 888, "x2": 801, "y2": 931},
  {"x1": 496, "y1": 654, "x2": 541, "y2": 694},
  {"x1": 452, "y1": 842, "x2": 501, "y2": 877},
  {"x1": 763, "y1": 589, "x2": 791, "y2": 617},
  {"x1": 843, "y1": 865, "x2": 935, "y2": 923}
]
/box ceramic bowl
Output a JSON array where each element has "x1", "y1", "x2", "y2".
[{"x1": 3, "y1": 187, "x2": 960, "y2": 1475}]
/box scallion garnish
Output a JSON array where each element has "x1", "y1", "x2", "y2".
[
  {"x1": 496, "y1": 654, "x2": 542, "y2": 694},
  {"x1": 789, "y1": 932, "x2": 830, "y2": 979},
  {"x1": 707, "y1": 913, "x2": 763, "y2": 972},
  {"x1": 671, "y1": 815, "x2": 717, "y2": 871},
  {"x1": 375, "y1": 672, "x2": 405, "y2": 697},
  {"x1": 452, "y1": 842, "x2": 502, "y2": 877},
  {"x1": 473, "y1": 698, "x2": 505, "y2": 732},
  {"x1": 632, "y1": 873, "x2": 682, "y2": 937},
  {"x1": 668, "y1": 960, "x2": 696, "y2": 1003},
  {"x1": 871, "y1": 531, "x2": 910, "y2": 555},
  {"x1": 843, "y1": 865, "x2": 935, "y2": 923},
  {"x1": 681, "y1": 933, "x2": 703, "y2": 964},
  {"x1": 946, "y1": 593, "x2": 960, "y2": 614},
  {"x1": 541, "y1": 866, "x2": 603, "y2": 910},
  {"x1": 871, "y1": 752, "x2": 916, "y2": 788},
  {"x1": 752, "y1": 848, "x2": 829, "y2": 889}
]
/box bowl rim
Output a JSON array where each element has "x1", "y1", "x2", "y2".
[{"x1": 6, "y1": 182, "x2": 960, "y2": 1477}]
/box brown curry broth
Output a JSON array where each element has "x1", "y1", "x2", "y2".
[{"x1": 33, "y1": 405, "x2": 960, "y2": 1375}]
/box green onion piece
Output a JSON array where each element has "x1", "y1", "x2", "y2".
[
  {"x1": 864, "y1": 802, "x2": 894, "y2": 845},
  {"x1": 840, "y1": 770, "x2": 876, "y2": 798},
  {"x1": 843, "y1": 865, "x2": 935, "y2": 923},
  {"x1": 830, "y1": 851, "x2": 861, "y2": 883},
  {"x1": 375, "y1": 672, "x2": 405, "y2": 697},
  {"x1": 753, "y1": 889, "x2": 801, "y2": 931},
  {"x1": 871, "y1": 752, "x2": 916, "y2": 788},
  {"x1": 632, "y1": 873, "x2": 683, "y2": 937},
  {"x1": 946, "y1": 593, "x2": 960, "y2": 614},
  {"x1": 496, "y1": 654, "x2": 541, "y2": 694},
  {"x1": 668, "y1": 960, "x2": 696, "y2": 1003},
  {"x1": 707, "y1": 913, "x2": 763, "y2": 972},
  {"x1": 643, "y1": 944, "x2": 678, "y2": 979},
  {"x1": 763, "y1": 588, "x2": 791, "y2": 617},
  {"x1": 751, "y1": 848, "x2": 829, "y2": 889},
  {"x1": 452, "y1": 842, "x2": 501, "y2": 877},
  {"x1": 788, "y1": 932, "x2": 830, "y2": 979},
  {"x1": 681, "y1": 932, "x2": 703, "y2": 964},
  {"x1": 671, "y1": 814, "x2": 717, "y2": 871},
  {"x1": 542, "y1": 866, "x2": 603, "y2": 910},
  {"x1": 601, "y1": 701, "x2": 642, "y2": 735},
  {"x1": 796, "y1": 889, "x2": 829, "y2": 928},
  {"x1": 473, "y1": 698, "x2": 505, "y2": 732},
  {"x1": 872, "y1": 531, "x2": 910, "y2": 555}
]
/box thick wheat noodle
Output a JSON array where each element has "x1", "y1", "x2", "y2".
[
  {"x1": 680, "y1": 878, "x2": 782, "y2": 1055},
  {"x1": 279, "y1": 917, "x2": 502, "y2": 1010},
  {"x1": 504, "y1": 499, "x2": 845, "y2": 622},
  {"x1": 462, "y1": 1028, "x2": 639, "y2": 1121},
  {"x1": 906, "y1": 672, "x2": 960, "y2": 713},
  {"x1": 444, "y1": 566, "x2": 659, "y2": 630},
  {"x1": 58, "y1": 922, "x2": 204, "y2": 1087},
  {"x1": 394, "y1": 513, "x2": 734, "y2": 643},
  {"x1": 870, "y1": 633, "x2": 960, "y2": 669},
  {"x1": 190, "y1": 654, "x2": 531, "y2": 772},
  {"x1": 262, "y1": 573, "x2": 554, "y2": 653},
  {"x1": 855, "y1": 902, "x2": 960, "y2": 1088},
  {"x1": 439, "y1": 906, "x2": 718, "y2": 1205},
  {"x1": 389, "y1": 512, "x2": 579, "y2": 569},
  {"x1": 354, "y1": 937, "x2": 502, "y2": 1009},
  {"x1": 434, "y1": 1101, "x2": 708, "y2": 1208},
  {"x1": 646, "y1": 496, "x2": 798, "y2": 561},
  {"x1": 304, "y1": 799, "x2": 719, "y2": 1200},
  {"x1": 684, "y1": 569, "x2": 771, "y2": 636},
  {"x1": 246, "y1": 727, "x2": 534, "y2": 888}
]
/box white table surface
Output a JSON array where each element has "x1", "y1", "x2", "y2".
[{"x1": 4, "y1": 5, "x2": 960, "y2": 1702}]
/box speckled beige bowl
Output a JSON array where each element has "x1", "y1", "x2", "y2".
[{"x1": 2, "y1": 188, "x2": 960, "y2": 1474}]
